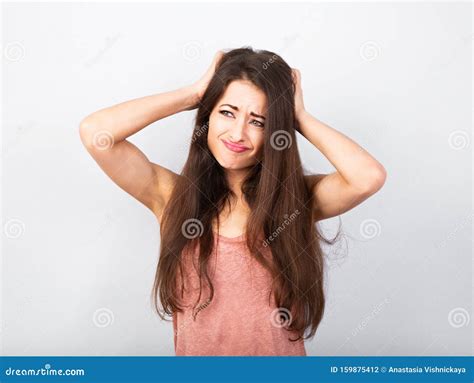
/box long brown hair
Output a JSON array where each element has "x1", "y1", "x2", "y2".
[{"x1": 151, "y1": 46, "x2": 342, "y2": 342}]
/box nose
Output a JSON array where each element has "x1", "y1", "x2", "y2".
[{"x1": 228, "y1": 115, "x2": 246, "y2": 142}]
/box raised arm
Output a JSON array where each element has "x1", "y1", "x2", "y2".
[
  {"x1": 79, "y1": 51, "x2": 223, "y2": 222},
  {"x1": 78, "y1": 86, "x2": 198, "y2": 223},
  {"x1": 291, "y1": 68, "x2": 387, "y2": 222},
  {"x1": 78, "y1": 51, "x2": 224, "y2": 223}
]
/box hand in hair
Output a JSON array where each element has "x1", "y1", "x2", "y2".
[
  {"x1": 188, "y1": 50, "x2": 225, "y2": 108},
  {"x1": 291, "y1": 68, "x2": 306, "y2": 119}
]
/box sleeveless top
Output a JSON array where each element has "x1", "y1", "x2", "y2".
[{"x1": 171, "y1": 231, "x2": 307, "y2": 356}]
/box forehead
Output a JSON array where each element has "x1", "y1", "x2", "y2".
[{"x1": 217, "y1": 80, "x2": 267, "y2": 111}]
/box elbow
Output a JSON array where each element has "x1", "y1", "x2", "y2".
[
  {"x1": 353, "y1": 164, "x2": 387, "y2": 195},
  {"x1": 78, "y1": 115, "x2": 101, "y2": 149},
  {"x1": 365, "y1": 165, "x2": 387, "y2": 194},
  {"x1": 78, "y1": 118, "x2": 92, "y2": 148}
]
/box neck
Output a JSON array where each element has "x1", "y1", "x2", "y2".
[{"x1": 225, "y1": 168, "x2": 248, "y2": 201}]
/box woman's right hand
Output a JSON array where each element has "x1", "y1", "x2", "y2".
[{"x1": 188, "y1": 50, "x2": 225, "y2": 107}]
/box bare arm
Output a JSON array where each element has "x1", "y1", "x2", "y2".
[
  {"x1": 291, "y1": 69, "x2": 387, "y2": 221},
  {"x1": 78, "y1": 86, "x2": 198, "y2": 222},
  {"x1": 79, "y1": 51, "x2": 224, "y2": 223},
  {"x1": 79, "y1": 86, "x2": 199, "y2": 143}
]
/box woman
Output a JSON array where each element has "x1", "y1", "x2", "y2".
[{"x1": 79, "y1": 47, "x2": 386, "y2": 356}]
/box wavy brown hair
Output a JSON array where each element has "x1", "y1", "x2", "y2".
[{"x1": 151, "y1": 46, "x2": 342, "y2": 342}]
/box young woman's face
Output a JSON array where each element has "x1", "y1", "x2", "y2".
[{"x1": 207, "y1": 80, "x2": 267, "y2": 170}]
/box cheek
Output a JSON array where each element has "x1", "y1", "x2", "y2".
[
  {"x1": 207, "y1": 124, "x2": 221, "y2": 154},
  {"x1": 207, "y1": 115, "x2": 219, "y2": 138},
  {"x1": 252, "y1": 134, "x2": 265, "y2": 153}
]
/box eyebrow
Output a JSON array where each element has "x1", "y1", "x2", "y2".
[{"x1": 219, "y1": 104, "x2": 266, "y2": 120}]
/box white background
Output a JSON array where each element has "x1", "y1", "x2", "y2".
[{"x1": 2, "y1": 1, "x2": 472, "y2": 356}]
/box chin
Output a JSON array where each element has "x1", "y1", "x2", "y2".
[
  {"x1": 213, "y1": 154, "x2": 246, "y2": 170},
  {"x1": 217, "y1": 159, "x2": 241, "y2": 170}
]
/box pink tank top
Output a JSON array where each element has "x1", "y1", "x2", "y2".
[{"x1": 172, "y1": 232, "x2": 307, "y2": 356}]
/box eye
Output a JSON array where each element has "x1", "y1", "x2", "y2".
[
  {"x1": 251, "y1": 120, "x2": 265, "y2": 128},
  {"x1": 220, "y1": 110, "x2": 234, "y2": 117},
  {"x1": 220, "y1": 110, "x2": 264, "y2": 128}
]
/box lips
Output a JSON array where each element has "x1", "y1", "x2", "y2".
[{"x1": 222, "y1": 139, "x2": 250, "y2": 153}]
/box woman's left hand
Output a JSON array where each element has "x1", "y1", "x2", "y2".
[{"x1": 291, "y1": 68, "x2": 306, "y2": 119}]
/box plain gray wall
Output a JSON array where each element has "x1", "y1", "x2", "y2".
[{"x1": 2, "y1": 1, "x2": 472, "y2": 356}]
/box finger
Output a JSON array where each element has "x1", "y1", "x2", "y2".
[
  {"x1": 214, "y1": 50, "x2": 225, "y2": 64},
  {"x1": 291, "y1": 68, "x2": 296, "y2": 81},
  {"x1": 293, "y1": 70, "x2": 301, "y2": 85}
]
